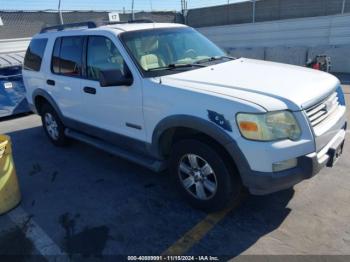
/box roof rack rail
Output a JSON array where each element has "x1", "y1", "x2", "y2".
[
  {"x1": 40, "y1": 21, "x2": 97, "y2": 33},
  {"x1": 40, "y1": 19, "x2": 155, "y2": 34}
]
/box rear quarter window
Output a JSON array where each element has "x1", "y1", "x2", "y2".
[{"x1": 24, "y1": 38, "x2": 48, "y2": 72}]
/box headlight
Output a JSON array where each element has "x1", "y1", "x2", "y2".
[{"x1": 236, "y1": 111, "x2": 301, "y2": 141}]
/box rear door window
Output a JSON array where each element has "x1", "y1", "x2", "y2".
[
  {"x1": 24, "y1": 38, "x2": 48, "y2": 71},
  {"x1": 51, "y1": 36, "x2": 84, "y2": 77}
]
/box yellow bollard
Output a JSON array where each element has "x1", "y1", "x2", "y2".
[{"x1": 0, "y1": 135, "x2": 21, "y2": 215}]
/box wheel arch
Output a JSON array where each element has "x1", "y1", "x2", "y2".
[
  {"x1": 150, "y1": 115, "x2": 250, "y2": 177},
  {"x1": 32, "y1": 89, "x2": 64, "y2": 120}
]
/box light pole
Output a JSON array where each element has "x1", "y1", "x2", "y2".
[
  {"x1": 182, "y1": 0, "x2": 188, "y2": 24},
  {"x1": 181, "y1": 0, "x2": 187, "y2": 14},
  {"x1": 58, "y1": 0, "x2": 63, "y2": 25},
  {"x1": 252, "y1": 0, "x2": 256, "y2": 23},
  {"x1": 342, "y1": 0, "x2": 346, "y2": 14},
  {"x1": 131, "y1": 0, "x2": 135, "y2": 21}
]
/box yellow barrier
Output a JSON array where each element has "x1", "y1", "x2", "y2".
[{"x1": 0, "y1": 135, "x2": 21, "y2": 215}]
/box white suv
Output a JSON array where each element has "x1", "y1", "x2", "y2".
[{"x1": 23, "y1": 21, "x2": 347, "y2": 211}]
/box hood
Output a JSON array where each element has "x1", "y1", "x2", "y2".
[{"x1": 161, "y1": 58, "x2": 340, "y2": 111}]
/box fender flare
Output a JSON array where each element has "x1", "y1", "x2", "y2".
[
  {"x1": 32, "y1": 89, "x2": 66, "y2": 124},
  {"x1": 151, "y1": 115, "x2": 233, "y2": 151},
  {"x1": 150, "y1": 115, "x2": 251, "y2": 176}
]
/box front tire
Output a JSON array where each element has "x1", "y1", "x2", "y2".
[
  {"x1": 40, "y1": 103, "x2": 68, "y2": 146},
  {"x1": 169, "y1": 139, "x2": 242, "y2": 212}
]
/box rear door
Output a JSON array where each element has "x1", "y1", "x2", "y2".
[{"x1": 47, "y1": 36, "x2": 84, "y2": 121}]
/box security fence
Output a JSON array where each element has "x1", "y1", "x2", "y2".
[
  {"x1": 186, "y1": 0, "x2": 350, "y2": 27},
  {"x1": 0, "y1": 11, "x2": 179, "y2": 39},
  {"x1": 1, "y1": 0, "x2": 350, "y2": 39}
]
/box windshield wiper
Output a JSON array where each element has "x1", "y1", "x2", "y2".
[
  {"x1": 146, "y1": 57, "x2": 234, "y2": 72},
  {"x1": 147, "y1": 63, "x2": 206, "y2": 71},
  {"x1": 194, "y1": 56, "x2": 235, "y2": 65}
]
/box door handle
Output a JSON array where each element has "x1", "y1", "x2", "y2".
[
  {"x1": 47, "y1": 79, "x2": 55, "y2": 86},
  {"x1": 83, "y1": 86, "x2": 96, "y2": 95}
]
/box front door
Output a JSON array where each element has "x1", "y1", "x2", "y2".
[{"x1": 80, "y1": 35, "x2": 145, "y2": 147}]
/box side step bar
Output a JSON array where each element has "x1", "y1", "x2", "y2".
[{"x1": 65, "y1": 129, "x2": 166, "y2": 172}]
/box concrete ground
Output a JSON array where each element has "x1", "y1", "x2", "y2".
[{"x1": 0, "y1": 86, "x2": 349, "y2": 261}]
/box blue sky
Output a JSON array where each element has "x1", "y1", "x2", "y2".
[{"x1": 0, "y1": 0, "x2": 249, "y2": 11}]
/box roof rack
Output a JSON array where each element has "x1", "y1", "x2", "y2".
[
  {"x1": 39, "y1": 19, "x2": 155, "y2": 34},
  {"x1": 40, "y1": 21, "x2": 97, "y2": 33}
]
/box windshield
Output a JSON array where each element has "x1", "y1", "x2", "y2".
[{"x1": 120, "y1": 27, "x2": 227, "y2": 77}]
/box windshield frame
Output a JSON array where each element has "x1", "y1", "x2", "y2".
[{"x1": 118, "y1": 27, "x2": 226, "y2": 78}]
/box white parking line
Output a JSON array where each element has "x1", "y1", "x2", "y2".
[{"x1": 8, "y1": 207, "x2": 67, "y2": 259}]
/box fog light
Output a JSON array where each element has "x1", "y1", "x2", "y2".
[{"x1": 272, "y1": 158, "x2": 298, "y2": 172}]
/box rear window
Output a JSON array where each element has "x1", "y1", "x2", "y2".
[
  {"x1": 24, "y1": 38, "x2": 48, "y2": 71},
  {"x1": 51, "y1": 36, "x2": 84, "y2": 77}
]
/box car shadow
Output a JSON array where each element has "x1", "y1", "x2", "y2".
[
  {"x1": 188, "y1": 188, "x2": 294, "y2": 256},
  {"x1": 4, "y1": 125, "x2": 294, "y2": 258},
  {"x1": 0, "y1": 112, "x2": 33, "y2": 122}
]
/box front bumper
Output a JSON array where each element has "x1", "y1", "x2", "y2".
[{"x1": 234, "y1": 122, "x2": 347, "y2": 195}]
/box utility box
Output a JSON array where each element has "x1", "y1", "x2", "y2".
[{"x1": 0, "y1": 52, "x2": 30, "y2": 118}]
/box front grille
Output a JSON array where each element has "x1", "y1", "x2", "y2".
[{"x1": 305, "y1": 92, "x2": 340, "y2": 128}]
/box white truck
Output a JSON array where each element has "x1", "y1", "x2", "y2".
[{"x1": 23, "y1": 21, "x2": 347, "y2": 211}]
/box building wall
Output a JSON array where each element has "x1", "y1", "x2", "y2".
[
  {"x1": 198, "y1": 14, "x2": 350, "y2": 73},
  {"x1": 198, "y1": 14, "x2": 350, "y2": 48},
  {"x1": 0, "y1": 38, "x2": 30, "y2": 54}
]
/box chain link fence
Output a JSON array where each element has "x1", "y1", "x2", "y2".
[
  {"x1": 1, "y1": 0, "x2": 349, "y2": 39},
  {"x1": 186, "y1": 0, "x2": 350, "y2": 27},
  {"x1": 0, "y1": 10, "x2": 180, "y2": 39}
]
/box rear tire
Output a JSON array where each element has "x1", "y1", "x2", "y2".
[
  {"x1": 169, "y1": 139, "x2": 242, "y2": 212},
  {"x1": 40, "y1": 103, "x2": 68, "y2": 147}
]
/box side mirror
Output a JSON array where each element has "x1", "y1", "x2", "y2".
[{"x1": 99, "y1": 69, "x2": 133, "y2": 87}]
